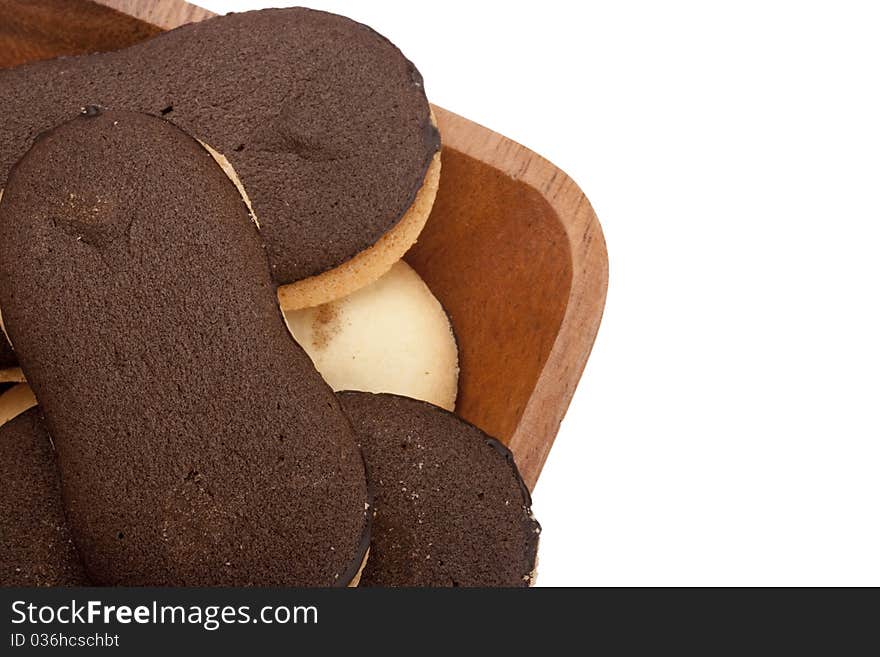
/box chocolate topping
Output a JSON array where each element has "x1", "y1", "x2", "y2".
[
  {"x1": 339, "y1": 392, "x2": 540, "y2": 587},
  {"x1": 0, "y1": 7, "x2": 439, "y2": 285},
  {"x1": 0, "y1": 408, "x2": 90, "y2": 586},
  {"x1": 0, "y1": 110, "x2": 369, "y2": 586}
]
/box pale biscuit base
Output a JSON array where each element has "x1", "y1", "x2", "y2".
[
  {"x1": 284, "y1": 261, "x2": 459, "y2": 410},
  {"x1": 0, "y1": 383, "x2": 36, "y2": 427},
  {"x1": 277, "y1": 150, "x2": 441, "y2": 311},
  {"x1": 199, "y1": 142, "x2": 259, "y2": 228},
  {"x1": 348, "y1": 547, "x2": 370, "y2": 588},
  {"x1": 199, "y1": 135, "x2": 442, "y2": 312},
  {"x1": 0, "y1": 367, "x2": 24, "y2": 384}
]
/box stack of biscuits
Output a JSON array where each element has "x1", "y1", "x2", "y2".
[{"x1": 0, "y1": 8, "x2": 539, "y2": 588}]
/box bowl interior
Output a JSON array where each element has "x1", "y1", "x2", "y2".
[
  {"x1": 0, "y1": 0, "x2": 161, "y2": 68},
  {"x1": 407, "y1": 147, "x2": 572, "y2": 443}
]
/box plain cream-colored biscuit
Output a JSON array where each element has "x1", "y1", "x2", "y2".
[
  {"x1": 284, "y1": 260, "x2": 459, "y2": 410},
  {"x1": 0, "y1": 383, "x2": 36, "y2": 427}
]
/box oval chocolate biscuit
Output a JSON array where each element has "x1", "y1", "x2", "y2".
[{"x1": 0, "y1": 110, "x2": 370, "y2": 586}]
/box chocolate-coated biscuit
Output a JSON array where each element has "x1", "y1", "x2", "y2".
[
  {"x1": 338, "y1": 392, "x2": 540, "y2": 587},
  {"x1": 0, "y1": 406, "x2": 89, "y2": 586},
  {"x1": 0, "y1": 7, "x2": 439, "y2": 289},
  {"x1": 0, "y1": 109, "x2": 370, "y2": 586}
]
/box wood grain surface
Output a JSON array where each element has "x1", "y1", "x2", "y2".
[
  {"x1": 423, "y1": 108, "x2": 608, "y2": 488},
  {"x1": 406, "y1": 147, "x2": 573, "y2": 457},
  {"x1": 0, "y1": 0, "x2": 608, "y2": 489},
  {"x1": 0, "y1": 0, "x2": 161, "y2": 67},
  {"x1": 93, "y1": 0, "x2": 215, "y2": 29}
]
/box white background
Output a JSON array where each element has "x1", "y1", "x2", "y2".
[{"x1": 203, "y1": 1, "x2": 880, "y2": 586}]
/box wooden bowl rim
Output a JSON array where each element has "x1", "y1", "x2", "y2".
[{"x1": 432, "y1": 106, "x2": 610, "y2": 488}]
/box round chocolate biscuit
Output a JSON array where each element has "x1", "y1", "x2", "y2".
[
  {"x1": 0, "y1": 109, "x2": 370, "y2": 586},
  {"x1": 0, "y1": 405, "x2": 89, "y2": 586},
  {"x1": 284, "y1": 261, "x2": 459, "y2": 410},
  {"x1": 0, "y1": 7, "x2": 440, "y2": 290},
  {"x1": 338, "y1": 392, "x2": 540, "y2": 587}
]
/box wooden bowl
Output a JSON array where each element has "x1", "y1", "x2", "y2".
[{"x1": 0, "y1": 0, "x2": 608, "y2": 489}]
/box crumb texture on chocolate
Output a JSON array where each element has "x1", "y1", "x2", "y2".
[
  {"x1": 339, "y1": 392, "x2": 540, "y2": 587},
  {"x1": 0, "y1": 408, "x2": 90, "y2": 586},
  {"x1": 0, "y1": 7, "x2": 438, "y2": 284},
  {"x1": 0, "y1": 110, "x2": 368, "y2": 586}
]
